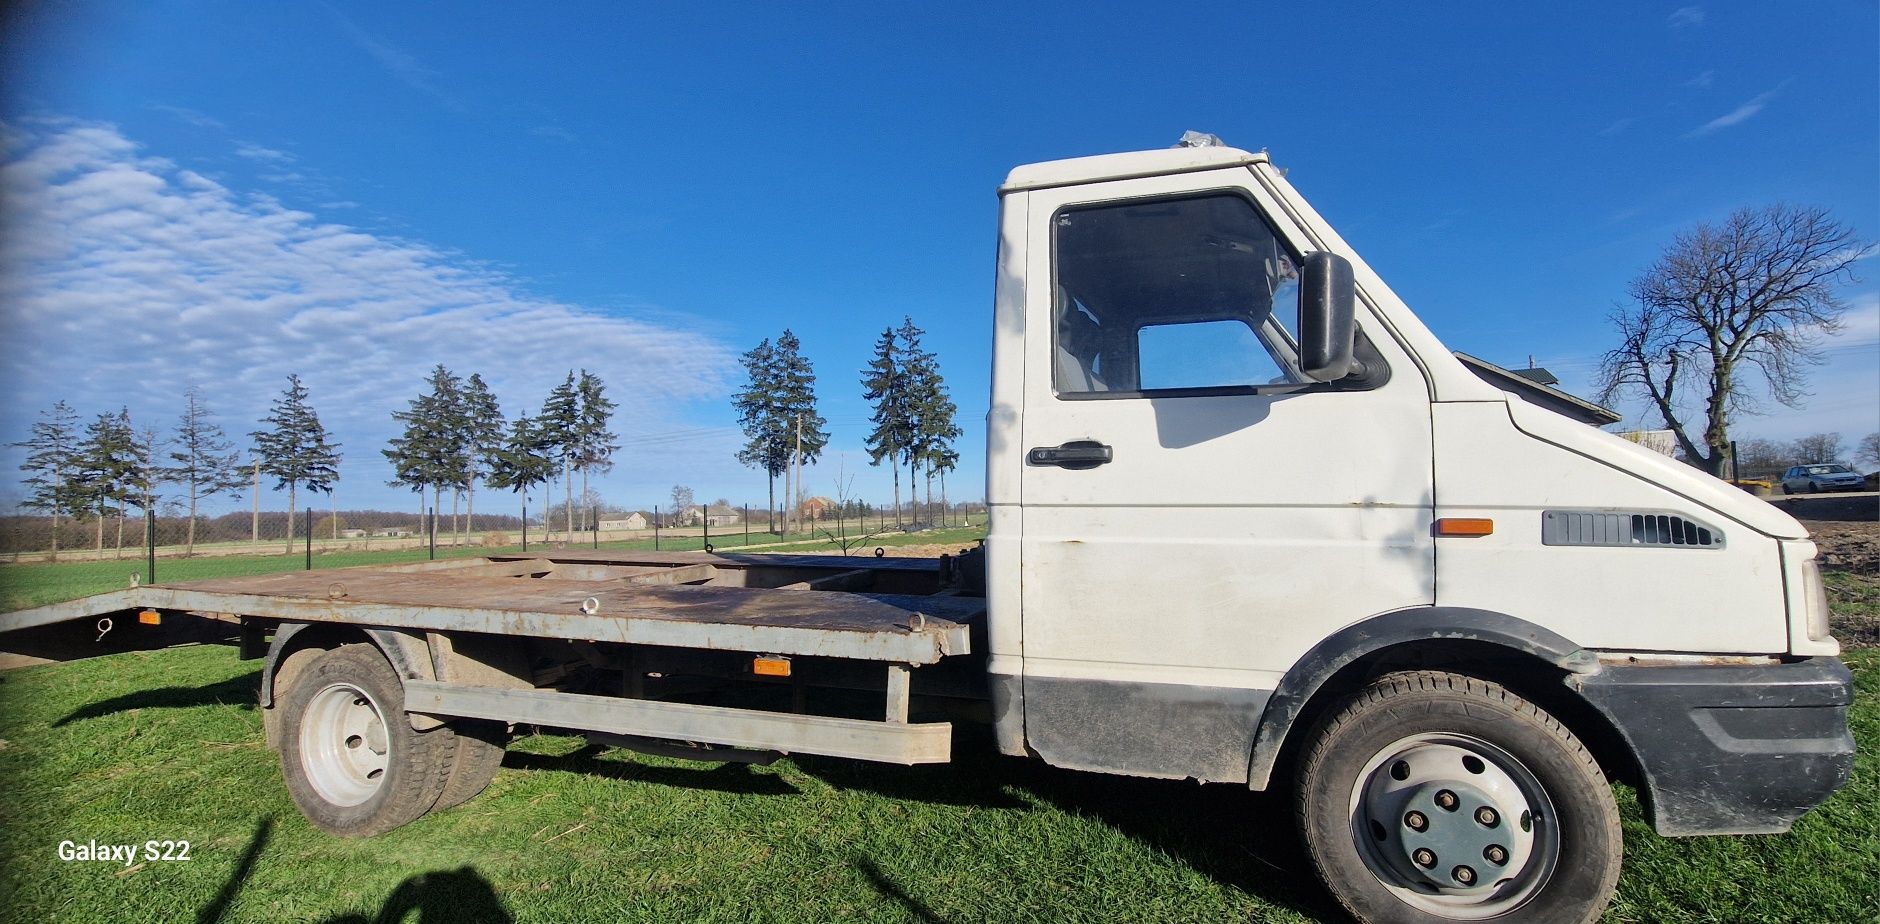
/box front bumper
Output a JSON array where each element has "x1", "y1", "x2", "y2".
[{"x1": 1573, "y1": 656, "x2": 1855, "y2": 836}]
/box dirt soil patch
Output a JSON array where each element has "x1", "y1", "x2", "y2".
[{"x1": 1771, "y1": 493, "x2": 1880, "y2": 646}]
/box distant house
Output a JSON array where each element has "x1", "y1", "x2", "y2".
[
  {"x1": 338, "y1": 528, "x2": 368, "y2": 539},
  {"x1": 373, "y1": 527, "x2": 413, "y2": 538},
  {"x1": 683, "y1": 505, "x2": 743, "y2": 527},
  {"x1": 1453, "y1": 352, "x2": 1622, "y2": 427},
  {"x1": 598, "y1": 513, "x2": 650, "y2": 531}
]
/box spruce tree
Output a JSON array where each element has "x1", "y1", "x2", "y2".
[
  {"x1": 74, "y1": 408, "x2": 144, "y2": 557},
  {"x1": 166, "y1": 387, "x2": 247, "y2": 556},
  {"x1": 538, "y1": 371, "x2": 582, "y2": 540},
  {"x1": 460, "y1": 373, "x2": 504, "y2": 537},
  {"x1": 733, "y1": 338, "x2": 788, "y2": 533},
  {"x1": 773, "y1": 330, "x2": 828, "y2": 533},
  {"x1": 487, "y1": 414, "x2": 558, "y2": 529},
  {"x1": 574, "y1": 370, "x2": 618, "y2": 533},
  {"x1": 384, "y1": 365, "x2": 466, "y2": 535},
  {"x1": 252, "y1": 374, "x2": 342, "y2": 553},
  {"x1": 12, "y1": 401, "x2": 83, "y2": 560},
  {"x1": 861, "y1": 327, "x2": 912, "y2": 526}
]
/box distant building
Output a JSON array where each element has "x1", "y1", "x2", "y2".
[
  {"x1": 1616, "y1": 430, "x2": 1678, "y2": 457},
  {"x1": 598, "y1": 513, "x2": 650, "y2": 531},
  {"x1": 1453, "y1": 352, "x2": 1622, "y2": 427},
  {"x1": 683, "y1": 505, "x2": 743, "y2": 527},
  {"x1": 373, "y1": 527, "x2": 413, "y2": 538},
  {"x1": 338, "y1": 528, "x2": 368, "y2": 539}
]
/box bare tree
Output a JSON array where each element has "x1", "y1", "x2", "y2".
[
  {"x1": 1731, "y1": 437, "x2": 1795, "y2": 478},
  {"x1": 1596, "y1": 205, "x2": 1866, "y2": 476},
  {"x1": 1791, "y1": 432, "x2": 1845, "y2": 464},
  {"x1": 1859, "y1": 432, "x2": 1880, "y2": 470}
]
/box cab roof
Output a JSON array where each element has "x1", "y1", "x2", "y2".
[{"x1": 1000, "y1": 146, "x2": 1268, "y2": 194}]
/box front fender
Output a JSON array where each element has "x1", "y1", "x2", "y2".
[{"x1": 1245, "y1": 607, "x2": 1595, "y2": 789}]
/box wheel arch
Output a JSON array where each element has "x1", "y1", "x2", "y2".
[
  {"x1": 1247, "y1": 607, "x2": 1640, "y2": 792},
  {"x1": 259, "y1": 622, "x2": 438, "y2": 732}
]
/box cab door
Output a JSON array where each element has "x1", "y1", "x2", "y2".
[{"x1": 1015, "y1": 168, "x2": 1435, "y2": 782}]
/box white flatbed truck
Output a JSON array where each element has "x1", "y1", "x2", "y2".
[{"x1": 1, "y1": 137, "x2": 1855, "y2": 924}]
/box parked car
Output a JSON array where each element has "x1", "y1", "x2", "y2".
[{"x1": 1780, "y1": 463, "x2": 1866, "y2": 494}]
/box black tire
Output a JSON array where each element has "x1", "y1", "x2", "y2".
[
  {"x1": 278, "y1": 644, "x2": 458, "y2": 837},
  {"x1": 1295, "y1": 671, "x2": 1621, "y2": 924},
  {"x1": 434, "y1": 719, "x2": 510, "y2": 811}
]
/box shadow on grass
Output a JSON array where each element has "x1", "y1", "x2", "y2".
[
  {"x1": 53, "y1": 669, "x2": 260, "y2": 727},
  {"x1": 855, "y1": 856, "x2": 948, "y2": 923},
  {"x1": 795, "y1": 731, "x2": 1342, "y2": 922},
  {"x1": 502, "y1": 742, "x2": 799, "y2": 796},
  {"x1": 317, "y1": 866, "x2": 514, "y2": 924},
  {"x1": 195, "y1": 815, "x2": 511, "y2": 924},
  {"x1": 197, "y1": 816, "x2": 272, "y2": 924}
]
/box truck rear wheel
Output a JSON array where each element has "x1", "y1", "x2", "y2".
[
  {"x1": 1294, "y1": 671, "x2": 1621, "y2": 924},
  {"x1": 278, "y1": 644, "x2": 457, "y2": 837},
  {"x1": 434, "y1": 719, "x2": 509, "y2": 810}
]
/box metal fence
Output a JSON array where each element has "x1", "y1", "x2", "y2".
[{"x1": 0, "y1": 498, "x2": 986, "y2": 609}]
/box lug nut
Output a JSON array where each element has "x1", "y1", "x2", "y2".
[
  {"x1": 1412, "y1": 848, "x2": 1436, "y2": 868},
  {"x1": 1475, "y1": 807, "x2": 1499, "y2": 827},
  {"x1": 1453, "y1": 865, "x2": 1476, "y2": 885},
  {"x1": 1484, "y1": 844, "x2": 1508, "y2": 865},
  {"x1": 1404, "y1": 811, "x2": 1428, "y2": 831},
  {"x1": 1435, "y1": 790, "x2": 1458, "y2": 810}
]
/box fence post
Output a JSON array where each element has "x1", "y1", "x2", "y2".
[
  {"x1": 428, "y1": 507, "x2": 436, "y2": 561},
  {"x1": 305, "y1": 506, "x2": 313, "y2": 570},
  {"x1": 654, "y1": 505, "x2": 660, "y2": 550},
  {"x1": 744, "y1": 505, "x2": 749, "y2": 547},
  {"x1": 522, "y1": 504, "x2": 528, "y2": 552},
  {"x1": 702, "y1": 506, "x2": 710, "y2": 551},
  {"x1": 146, "y1": 507, "x2": 156, "y2": 586},
  {"x1": 593, "y1": 506, "x2": 599, "y2": 550}
]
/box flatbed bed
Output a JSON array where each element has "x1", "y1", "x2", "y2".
[{"x1": 0, "y1": 550, "x2": 981, "y2": 665}]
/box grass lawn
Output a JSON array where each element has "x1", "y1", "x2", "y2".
[{"x1": 0, "y1": 644, "x2": 1873, "y2": 922}]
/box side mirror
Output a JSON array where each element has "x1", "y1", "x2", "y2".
[{"x1": 1298, "y1": 251, "x2": 1356, "y2": 382}]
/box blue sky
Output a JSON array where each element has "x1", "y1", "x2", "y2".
[{"x1": 2, "y1": 1, "x2": 1875, "y2": 515}]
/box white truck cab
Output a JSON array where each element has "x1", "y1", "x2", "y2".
[{"x1": 982, "y1": 138, "x2": 1853, "y2": 922}]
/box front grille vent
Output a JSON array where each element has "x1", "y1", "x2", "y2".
[{"x1": 1542, "y1": 510, "x2": 1723, "y2": 549}]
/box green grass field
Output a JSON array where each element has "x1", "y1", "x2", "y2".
[
  {"x1": 0, "y1": 644, "x2": 1873, "y2": 922},
  {"x1": 0, "y1": 527, "x2": 1874, "y2": 922}
]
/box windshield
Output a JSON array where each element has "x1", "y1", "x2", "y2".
[{"x1": 1805, "y1": 465, "x2": 1851, "y2": 475}]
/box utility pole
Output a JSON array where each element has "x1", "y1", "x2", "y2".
[{"x1": 251, "y1": 460, "x2": 261, "y2": 544}]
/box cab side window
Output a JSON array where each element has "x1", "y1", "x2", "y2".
[{"x1": 1052, "y1": 193, "x2": 1304, "y2": 397}]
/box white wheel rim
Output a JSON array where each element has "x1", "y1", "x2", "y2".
[
  {"x1": 1346, "y1": 732, "x2": 1562, "y2": 920},
  {"x1": 299, "y1": 682, "x2": 390, "y2": 807}
]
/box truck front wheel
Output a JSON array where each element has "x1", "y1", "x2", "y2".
[
  {"x1": 278, "y1": 644, "x2": 457, "y2": 837},
  {"x1": 1295, "y1": 671, "x2": 1621, "y2": 924}
]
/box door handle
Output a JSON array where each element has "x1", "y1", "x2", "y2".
[{"x1": 1027, "y1": 440, "x2": 1113, "y2": 470}]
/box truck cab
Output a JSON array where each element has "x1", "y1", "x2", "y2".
[{"x1": 982, "y1": 140, "x2": 1853, "y2": 922}]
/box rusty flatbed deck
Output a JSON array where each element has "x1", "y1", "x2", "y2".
[{"x1": 0, "y1": 551, "x2": 980, "y2": 664}]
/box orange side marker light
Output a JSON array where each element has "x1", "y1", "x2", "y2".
[
  {"x1": 138, "y1": 609, "x2": 162, "y2": 625},
  {"x1": 752, "y1": 656, "x2": 792, "y2": 677},
  {"x1": 1434, "y1": 518, "x2": 1495, "y2": 537}
]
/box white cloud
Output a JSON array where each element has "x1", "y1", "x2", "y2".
[
  {"x1": 234, "y1": 143, "x2": 296, "y2": 163},
  {"x1": 1685, "y1": 86, "x2": 1782, "y2": 137},
  {"x1": 0, "y1": 118, "x2": 735, "y2": 510},
  {"x1": 1668, "y1": 6, "x2": 1705, "y2": 28},
  {"x1": 329, "y1": 11, "x2": 464, "y2": 112},
  {"x1": 1597, "y1": 116, "x2": 1637, "y2": 137},
  {"x1": 1682, "y1": 70, "x2": 1715, "y2": 89}
]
